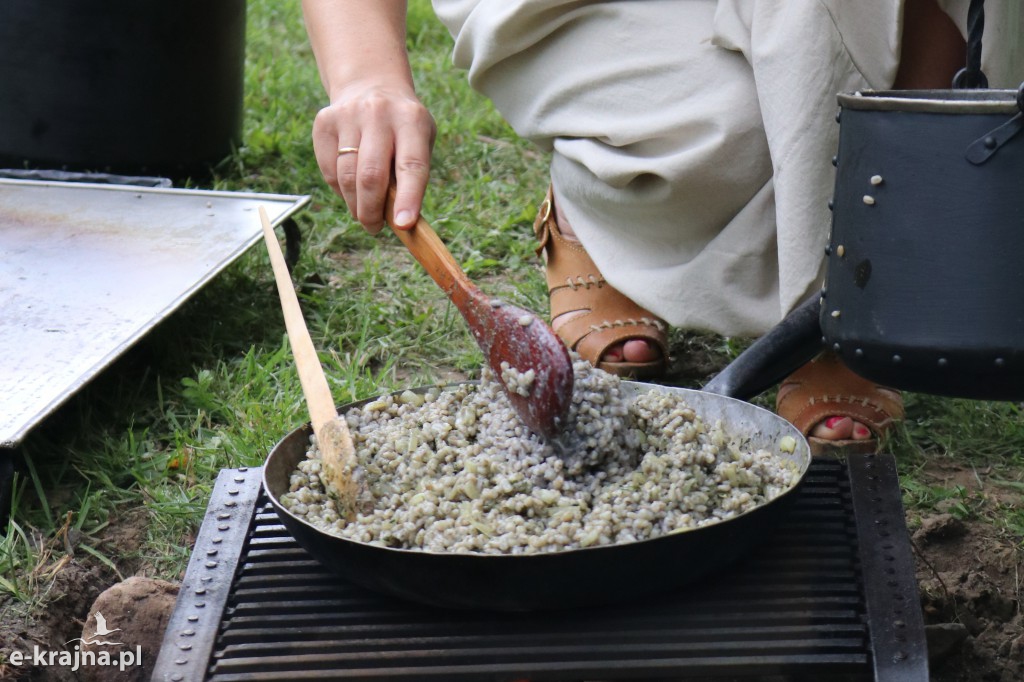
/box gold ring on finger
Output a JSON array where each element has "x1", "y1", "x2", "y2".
[{"x1": 337, "y1": 146, "x2": 359, "y2": 156}]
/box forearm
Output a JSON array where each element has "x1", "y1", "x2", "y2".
[{"x1": 301, "y1": 0, "x2": 413, "y2": 100}]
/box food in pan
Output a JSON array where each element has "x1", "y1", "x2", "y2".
[{"x1": 280, "y1": 358, "x2": 800, "y2": 554}]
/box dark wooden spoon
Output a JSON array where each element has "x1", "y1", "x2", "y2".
[{"x1": 384, "y1": 186, "x2": 573, "y2": 439}]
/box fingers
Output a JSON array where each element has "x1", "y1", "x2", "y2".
[
  {"x1": 391, "y1": 119, "x2": 435, "y2": 230},
  {"x1": 310, "y1": 87, "x2": 435, "y2": 235}
]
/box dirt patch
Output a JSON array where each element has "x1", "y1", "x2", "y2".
[
  {"x1": 910, "y1": 468, "x2": 1024, "y2": 682},
  {"x1": 0, "y1": 560, "x2": 114, "y2": 681}
]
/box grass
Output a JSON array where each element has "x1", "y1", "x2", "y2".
[{"x1": 1, "y1": 0, "x2": 1022, "y2": 620}]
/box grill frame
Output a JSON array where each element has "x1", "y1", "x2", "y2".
[{"x1": 151, "y1": 454, "x2": 928, "y2": 682}]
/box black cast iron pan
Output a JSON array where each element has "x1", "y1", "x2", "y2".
[{"x1": 263, "y1": 381, "x2": 810, "y2": 612}]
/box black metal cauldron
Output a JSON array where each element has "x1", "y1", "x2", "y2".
[{"x1": 820, "y1": 86, "x2": 1024, "y2": 400}]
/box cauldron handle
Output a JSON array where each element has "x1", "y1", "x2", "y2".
[
  {"x1": 703, "y1": 295, "x2": 822, "y2": 401},
  {"x1": 952, "y1": 0, "x2": 987, "y2": 89}
]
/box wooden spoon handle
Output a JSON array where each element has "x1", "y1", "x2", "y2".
[
  {"x1": 258, "y1": 207, "x2": 343, "y2": 436},
  {"x1": 384, "y1": 185, "x2": 478, "y2": 306}
]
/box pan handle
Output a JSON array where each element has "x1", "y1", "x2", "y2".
[{"x1": 703, "y1": 295, "x2": 823, "y2": 401}]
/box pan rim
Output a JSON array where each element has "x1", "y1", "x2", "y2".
[{"x1": 262, "y1": 380, "x2": 811, "y2": 560}]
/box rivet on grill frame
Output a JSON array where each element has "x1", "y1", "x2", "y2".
[
  {"x1": 195, "y1": 588, "x2": 206, "y2": 595},
  {"x1": 893, "y1": 651, "x2": 908, "y2": 662},
  {"x1": 207, "y1": 549, "x2": 218, "y2": 556},
  {"x1": 181, "y1": 629, "x2": 195, "y2": 636},
  {"x1": 175, "y1": 659, "x2": 188, "y2": 665},
  {"x1": 195, "y1": 602, "x2": 206, "y2": 608},
  {"x1": 212, "y1": 537, "x2": 223, "y2": 544},
  {"x1": 206, "y1": 561, "x2": 218, "y2": 568},
  {"x1": 234, "y1": 476, "x2": 245, "y2": 483},
  {"x1": 217, "y1": 513, "x2": 231, "y2": 520},
  {"x1": 179, "y1": 644, "x2": 193, "y2": 651},
  {"x1": 171, "y1": 675, "x2": 183, "y2": 681},
  {"x1": 218, "y1": 524, "x2": 229, "y2": 531},
  {"x1": 238, "y1": 467, "x2": 249, "y2": 472},
  {"x1": 228, "y1": 489, "x2": 240, "y2": 495},
  {"x1": 187, "y1": 615, "x2": 199, "y2": 622},
  {"x1": 225, "y1": 500, "x2": 237, "y2": 507}
]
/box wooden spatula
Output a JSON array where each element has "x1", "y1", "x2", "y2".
[
  {"x1": 258, "y1": 207, "x2": 363, "y2": 519},
  {"x1": 384, "y1": 187, "x2": 573, "y2": 439}
]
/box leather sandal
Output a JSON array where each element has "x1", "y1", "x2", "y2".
[
  {"x1": 533, "y1": 187, "x2": 668, "y2": 379},
  {"x1": 776, "y1": 351, "x2": 904, "y2": 455}
]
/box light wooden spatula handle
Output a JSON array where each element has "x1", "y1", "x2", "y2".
[{"x1": 258, "y1": 207, "x2": 343, "y2": 436}]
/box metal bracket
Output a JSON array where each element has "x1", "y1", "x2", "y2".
[
  {"x1": 150, "y1": 467, "x2": 262, "y2": 682},
  {"x1": 847, "y1": 453, "x2": 930, "y2": 682}
]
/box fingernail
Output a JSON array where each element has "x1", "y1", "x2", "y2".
[
  {"x1": 853, "y1": 425, "x2": 871, "y2": 439},
  {"x1": 395, "y1": 210, "x2": 413, "y2": 226}
]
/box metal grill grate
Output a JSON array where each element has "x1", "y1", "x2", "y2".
[{"x1": 151, "y1": 455, "x2": 929, "y2": 682}]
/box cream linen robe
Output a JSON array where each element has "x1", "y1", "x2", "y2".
[{"x1": 430, "y1": 0, "x2": 1023, "y2": 336}]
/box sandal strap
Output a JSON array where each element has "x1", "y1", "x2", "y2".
[
  {"x1": 776, "y1": 352, "x2": 904, "y2": 438},
  {"x1": 534, "y1": 187, "x2": 608, "y2": 294}
]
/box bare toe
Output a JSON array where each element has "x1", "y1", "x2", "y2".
[
  {"x1": 810, "y1": 416, "x2": 855, "y2": 441},
  {"x1": 622, "y1": 338, "x2": 660, "y2": 364}
]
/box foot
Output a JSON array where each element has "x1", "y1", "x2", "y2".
[
  {"x1": 776, "y1": 352, "x2": 903, "y2": 453},
  {"x1": 550, "y1": 202, "x2": 662, "y2": 367}
]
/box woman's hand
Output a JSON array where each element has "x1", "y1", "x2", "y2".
[
  {"x1": 302, "y1": 0, "x2": 433, "y2": 233},
  {"x1": 312, "y1": 79, "x2": 436, "y2": 234}
]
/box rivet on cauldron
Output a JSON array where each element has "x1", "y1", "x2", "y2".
[
  {"x1": 863, "y1": 195, "x2": 876, "y2": 205},
  {"x1": 832, "y1": 155, "x2": 838, "y2": 167},
  {"x1": 984, "y1": 136, "x2": 997, "y2": 150},
  {"x1": 892, "y1": 354, "x2": 902, "y2": 364},
  {"x1": 833, "y1": 343, "x2": 841, "y2": 352},
  {"x1": 835, "y1": 110, "x2": 841, "y2": 123},
  {"x1": 828, "y1": 198, "x2": 834, "y2": 210},
  {"x1": 995, "y1": 357, "x2": 1006, "y2": 367},
  {"x1": 870, "y1": 175, "x2": 883, "y2": 186},
  {"x1": 836, "y1": 245, "x2": 845, "y2": 257},
  {"x1": 830, "y1": 310, "x2": 841, "y2": 318},
  {"x1": 824, "y1": 245, "x2": 831, "y2": 255},
  {"x1": 855, "y1": 348, "x2": 864, "y2": 358},
  {"x1": 938, "y1": 358, "x2": 948, "y2": 367}
]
